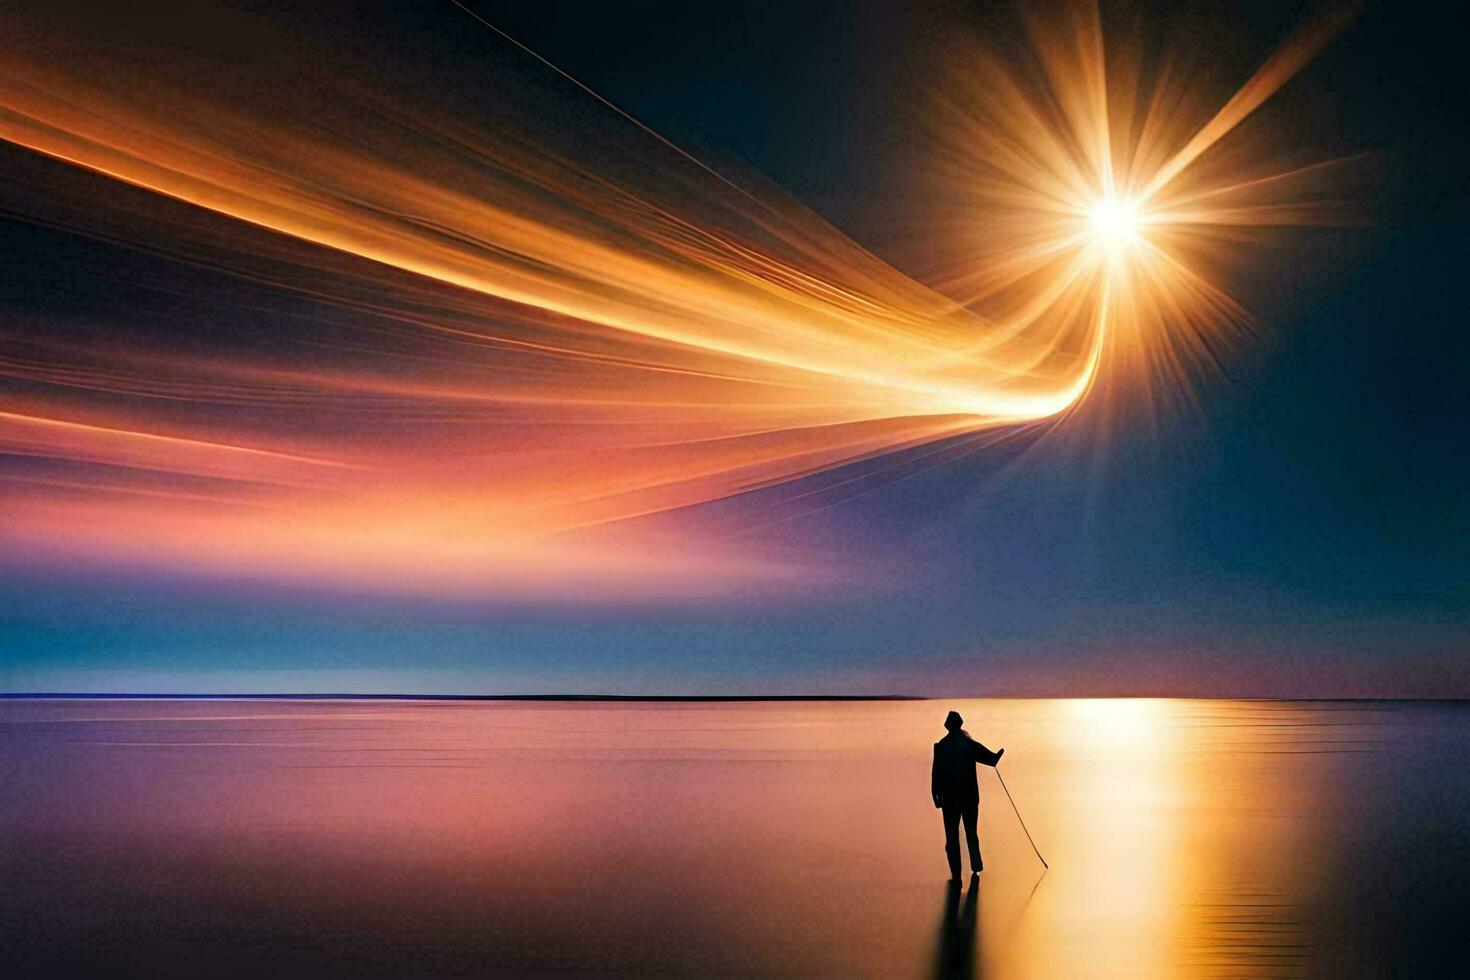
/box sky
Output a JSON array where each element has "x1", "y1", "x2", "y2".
[{"x1": 1, "y1": 0, "x2": 1466, "y2": 696}]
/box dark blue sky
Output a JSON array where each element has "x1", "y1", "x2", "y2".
[{"x1": 1, "y1": 1, "x2": 1466, "y2": 696}]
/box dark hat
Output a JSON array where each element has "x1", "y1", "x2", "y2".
[{"x1": 944, "y1": 710, "x2": 964, "y2": 732}]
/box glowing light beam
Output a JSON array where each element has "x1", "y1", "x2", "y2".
[{"x1": 0, "y1": 1, "x2": 1361, "y2": 597}]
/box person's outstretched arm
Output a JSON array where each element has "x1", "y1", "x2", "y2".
[
  {"x1": 971, "y1": 740, "x2": 1004, "y2": 767},
  {"x1": 931, "y1": 745, "x2": 943, "y2": 807}
]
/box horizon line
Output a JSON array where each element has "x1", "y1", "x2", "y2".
[
  {"x1": 0, "y1": 692, "x2": 924, "y2": 702},
  {"x1": 2, "y1": 692, "x2": 1467, "y2": 704}
]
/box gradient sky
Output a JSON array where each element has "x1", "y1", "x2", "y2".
[{"x1": 1, "y1": 0, "x2": 1466, "y2": 696}]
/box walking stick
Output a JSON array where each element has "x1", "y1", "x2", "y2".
[{"x1": 994, "y1": 764, "x2": 1049, "y2": 869}]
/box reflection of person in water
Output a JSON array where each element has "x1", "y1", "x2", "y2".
[
  {"x1": 934, "y1": 876, "x2": 980, "y2": 980},
  {"x1": 931, "y1": 710, "x2": 1004, "y2": 880}
]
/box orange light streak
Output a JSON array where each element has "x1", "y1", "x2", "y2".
[{"x1": 0, "y1": 2, "x2": 1358, "y2": 595}]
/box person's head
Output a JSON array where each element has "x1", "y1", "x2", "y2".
[{"x1": 943, "y1": 710, "x2": 964, "y2": 733}]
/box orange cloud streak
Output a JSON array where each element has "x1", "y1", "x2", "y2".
[{"x1": 0, "y1": 2, "x2": 1357, "y2": 596}]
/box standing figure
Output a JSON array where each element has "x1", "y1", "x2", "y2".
[{"x1": 931, "y1": 710, "x2": 1004, "y2": 880}]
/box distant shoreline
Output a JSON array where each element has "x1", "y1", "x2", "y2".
[
  {"x1": 0, "y1": 692, "x2": 925, "y2": 702},
  {"x1": 1, "y1": 693, "x2": 1466, "y2": 703}
]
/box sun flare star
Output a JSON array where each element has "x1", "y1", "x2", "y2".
[
  {"x1": 0, "y1": 2, "x2": 1360, "y2": 597},
  {"x1": 1088, "y1": 197, "x2": 1145, "y2": 251}
]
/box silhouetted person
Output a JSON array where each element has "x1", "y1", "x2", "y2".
[{"x1": 932, "y1": 710, "x2": 1003, "y2": 880}]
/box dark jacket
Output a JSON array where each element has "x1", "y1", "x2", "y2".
[{"x1": 931, "y1": 731, "x2": 1003, "y2": 807}]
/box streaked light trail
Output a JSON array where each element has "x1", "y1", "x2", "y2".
[{"x1": 0, "y1": 2, "x2": 1359, "y2": 596}]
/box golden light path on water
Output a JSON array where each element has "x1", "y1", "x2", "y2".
[{"x1": 0, "y1": 2, "x2": 1358, "y2": 596}]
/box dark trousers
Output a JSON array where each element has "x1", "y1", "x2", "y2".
[{"x1": 942, "y1": 798, "x2": 981, "y2": 878}]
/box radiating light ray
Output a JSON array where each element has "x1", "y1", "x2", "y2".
[
  {"x1": 1137, "y1": 2, "x2": 1363, "y2": 203},
  {"x1": 0, "y1": 1, "x2": 1359, "y2": 596}
]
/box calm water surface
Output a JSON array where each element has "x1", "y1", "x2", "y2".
[{"x1": 1, "y1": 698, "x2": 1466, "y2": 977}]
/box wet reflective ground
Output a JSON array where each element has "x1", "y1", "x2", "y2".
[{"x1": 2, "y1": 698, "x2": 1466, "y2": 977}]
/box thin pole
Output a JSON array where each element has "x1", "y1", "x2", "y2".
[{"x1": 994, "y1": 765, "x2": 1049, "y2": 869}]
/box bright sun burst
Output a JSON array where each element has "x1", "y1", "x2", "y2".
[
  {"x1": 1088, "y1": 196, "x2": 1143, "y2": 251},
  {"x1": 0, "y1": 0, "x2": 1365, "y2": 593}
]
